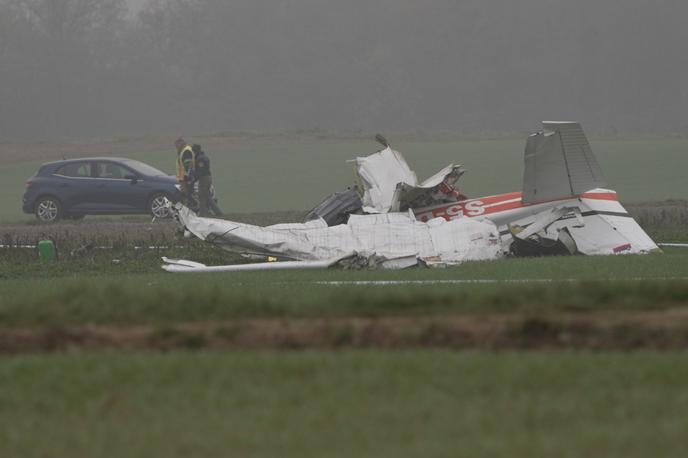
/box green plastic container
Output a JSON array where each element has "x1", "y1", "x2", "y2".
[{"x1": 38, "y1": 240, "x2": 56, "y2": 261}]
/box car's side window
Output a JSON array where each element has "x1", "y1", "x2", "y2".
[
  {"x1": 95, "y1": 162, "x2": 131, "y2": 180},
  {"x1": 56, "y1": 162, "x2": 91, "y2": 178}
]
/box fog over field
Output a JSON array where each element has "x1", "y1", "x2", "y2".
[{"x1": 1, "y1": 0, "x2": 687, "y2": 139}]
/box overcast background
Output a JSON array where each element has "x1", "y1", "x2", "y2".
[{"x1": 1, "y1": 0, "x2": 686, "y2": 139}]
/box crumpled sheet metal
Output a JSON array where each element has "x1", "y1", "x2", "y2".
[
  {"x1": 303, "y1": 189, "x2": 362, "y2": 226},
  {"x1": 505, "y1": 197, "x2": 659, "y2": 256},
  {"x1": 392, "y1": 164, "x2": 466, "y2": 211},
  {"x1": 177, "y1": 204, "x2": 505, "y2": 267},
  {"x1": 569, "y1": 194, "x2": 658, "y2": 255},
  {"x1": 354, "y1": 147, "x2": 465, "y2": 214},
  {"x1": 354, "y1": 147, "x2": 417, "y2": 213}
]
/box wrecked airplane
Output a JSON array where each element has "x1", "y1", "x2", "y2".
[
  {"x1": 163, "y1": 121, "x2": 659, "y2": 273},
  {"x1": 163, "y1": 206, "x2": 503, "y2": 272}
]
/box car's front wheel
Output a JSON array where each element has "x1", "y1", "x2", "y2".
[
  {"x1": 35, "y1": 196, "x2": 63, "y2": 223},
  {"x1": 148, "y1": 193, "x2": 172, "y2": 219}
]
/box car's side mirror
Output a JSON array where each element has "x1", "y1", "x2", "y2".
[{"x1": 125, "y1": 174, "x2": 138, "y2": 184}]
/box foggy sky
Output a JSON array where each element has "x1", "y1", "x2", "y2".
[{"x1": 1, "y1": 0, "x2": 687, "y2": 139}]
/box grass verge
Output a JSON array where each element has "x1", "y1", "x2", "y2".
[{"x1": 1, "y1": 350, "x2": 688, "y2": 457}]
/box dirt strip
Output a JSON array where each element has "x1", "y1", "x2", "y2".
[{"x1": 3, "y1": 310, "x2": 688, "y2": 354}]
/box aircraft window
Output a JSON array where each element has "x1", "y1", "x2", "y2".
[{"x1": 57, "y1": 162, "x2": 91, "y2": 178}]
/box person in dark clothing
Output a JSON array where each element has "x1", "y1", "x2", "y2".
[{"x1": 192, "y1": 144, "x2": 222, "y2": 217}]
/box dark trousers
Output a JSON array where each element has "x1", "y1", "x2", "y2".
[
  {"x1": 209, "y1": 193, "x2": 223, "y2": 217},
  {"x1": 179, "y1": 180, "x2": 193, "y2": 205},
  {"x1": 198, "y1": 175, "x2": 212, "y2": 217}
]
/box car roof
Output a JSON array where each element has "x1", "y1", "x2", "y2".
[{"x1": 42, "y1": 157, "x2": 135, "y2": 167}]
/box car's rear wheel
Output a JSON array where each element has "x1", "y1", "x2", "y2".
[
  {"x1": 149, "y1": 193, "x2": 172, "y2": 219},
  {"x1": 35, "y1": 196, "x2": 63, "y2": 223}
]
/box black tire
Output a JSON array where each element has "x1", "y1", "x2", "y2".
[
  {"x1": 148, "y1": 192, "x2": 172, "y2": 219},
  {"x1": 34, "y1": 196, "x2": 63, "y2": 223}
]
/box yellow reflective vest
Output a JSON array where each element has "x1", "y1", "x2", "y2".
[{"x1": 176, "y1": 145, "x2": 195, "y2": 181}]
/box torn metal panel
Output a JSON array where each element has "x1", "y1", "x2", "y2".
[
  {"x1": 353, "y1": 147, "x2": 417, "y2": 213},
  {"x1": 174, "y1": 204, "x2": 505, "y2": 269},
  {"x1": 509, "y1": 229, "x2": 578, "y2": 257},
  {"x1": 522, "y1": 122, "x2": 607, "y2": 204},
  {"x1": 510, "y1": 206, "x2": 579, "y2": 241},
  {"x1": 508, "y1": 206, "x2": 581, "y2": 256},
  {"x1": 557, "y1": 228, "x2": 578, "y2": 254},
  {"x1": 304, "y1": 189, "x2": 362, "y2": 226},
  {"x1": 391, "y1": 165, "x2": 466, "y2": 211},
  {"x1": 352, "y1": 146, "x2": 467, "y2": 214},
  {"x1": 504, "y1": 195, "x2": 659, "y2": 256}
]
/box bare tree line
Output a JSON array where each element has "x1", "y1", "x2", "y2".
[{"x1": 1, "y1": 0, "x2": 687, "y2": 139}]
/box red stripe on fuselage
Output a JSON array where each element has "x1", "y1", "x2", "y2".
[
  {"x1": 580, "y1": 191, "x2": 618, "y2": 201},
  {"x1": 473, "y1": 191, "x2": 522, "y2": 206},
  {"x1": 415, "y1": 190, "x2": 617, "y2": 221}
]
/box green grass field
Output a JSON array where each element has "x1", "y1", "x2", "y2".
[
  {"x1": 2, "y1": 247, "x2": 688, "y2": 456},
  {"x1": 2, "y1": 136, "x2": 688, "y2": 456},
  {"x1": 1, "y1": 249, "x2": 687, "y2": 327},
  {"x1": 2, "y1": 351, "x2": 688, "y2": 457},
  {"x1": 2, "y1": 137, "x2": 687, "y2": 223}
]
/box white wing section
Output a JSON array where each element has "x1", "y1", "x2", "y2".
[
  {"x1": 174, "y1": 205, "x2": 504, "y2": 269},
  {"x1": 162, "y1": 258, "x2": 337, "y2": 273}
]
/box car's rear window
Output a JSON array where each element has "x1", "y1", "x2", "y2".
[{"x1": 56, "y1": 162, "x2": 91, "y2": 178}]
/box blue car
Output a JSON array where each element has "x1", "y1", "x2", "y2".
[{"x1": 23, "y1": 157, "x2": 183, "y2": 222}]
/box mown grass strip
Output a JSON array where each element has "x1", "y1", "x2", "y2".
[{"x1": 1, "y1": 274, "x2": 688, "y2": 327}]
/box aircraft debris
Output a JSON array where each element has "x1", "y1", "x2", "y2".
[
  {"x1": 303, "y1": 189, "x2": 362, "y2": 226},
  {"x1": 164, "y1": 121, "x2": 659, "y2": 273},
  {"x1": 163, "y1": 205, "x2": 504, "y2": 272},
  {"x1": 349, "y1": 143, "x2": 466, "y2": 214},
  {"x1": 508, "y1": 207, "x2": 581, "y2": 256}
]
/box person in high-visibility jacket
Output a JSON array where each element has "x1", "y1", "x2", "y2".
[{"x1": 174, "y1": 138, "x2": 195, "y2": 202}]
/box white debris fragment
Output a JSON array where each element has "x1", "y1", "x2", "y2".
[
  {"x1": 354, "y1": 147, "x2": 417, "y2": 213},
  {"x1": 352, "y1": 146, "x2": 465, "y2": 213}
]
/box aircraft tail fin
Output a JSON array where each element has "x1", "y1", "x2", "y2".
[{"x1": 522, "y1": 121, "x2": 606, "y2": 204}]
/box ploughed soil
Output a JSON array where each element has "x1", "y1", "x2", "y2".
[{"x1": 3, "y1": 310, "x2": 688, "y2": 354}]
